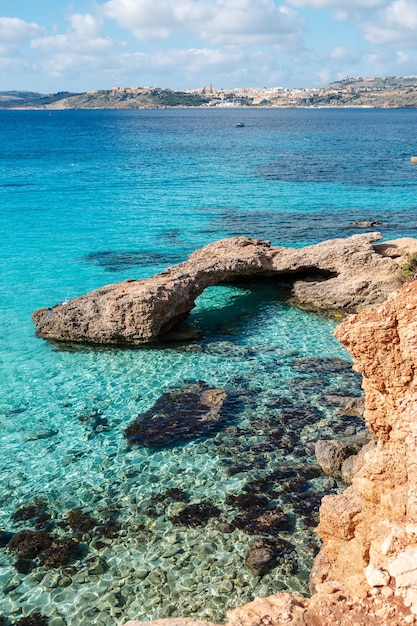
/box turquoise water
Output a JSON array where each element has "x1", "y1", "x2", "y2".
[{"x1": 1, "y1": 108, "x2": 417, "y2": 625}]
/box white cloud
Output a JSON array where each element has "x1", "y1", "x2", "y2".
[
  {"x1": 201, "y1": 2, "x2": 303, "y2": 48},
  {"x1": 103, "y1": 0, "x2": 182, "y2": 40},
  {"x1": 103, "y1": 46, "x2": 291, "y2": 89},
  {"x1": 102, "y1": 0, "x2": 304, "y2": 49},
  {"x1": 315, "y1": 68, "x2": 331, "y2": 83},
  {"x1": 0, "y1": 11, "x2": 125, "y2": 82},
  {"x1": 359, "y1": 48, "x2": 417, "y2": 78},
  {"x1": 0, "y1": 17, "x2": 45, "y2": 54},
  {"x1": 68, "y1": 13, "x2": 103, "y2": 39},
  {"x1": 0, "y1": 4, "x2": 300, "y2": 88},
  {"x1": 0, "y1": 56, "x2": 31, "y2": 74},
  {"x1": 31, "y1": 13, "x2": 121, "y2": 55},
  {"x1": 119, "y1": 47, "x2": 242, "y2": 80},
  {"x1": 36, "y1": 51, "x2": 121, "y2": 79},
  {"x1": 332, "y1": 9, "x2": 349, "y2": 20},
  {"x1": 0, "y1": 17, "x2": 45, "y2": 44},
  {"x1": 330, "y1": 46, "x2": 360, "y2": 61},
  {"x1": 2, "y1": 0, "x2": 417, "y2": 92},
  {"x1": 363, "y1": 0, "x2": 417, "y2": 45},
  {"x1": 397, "y1": 51, "x2": 410, "y2": 62},
  {"x1": 286, "y1": 0, "x2": 385, "y2": 8},
  {"x1": 363, "y1": 53, "x2": 378, "y2": 64}
]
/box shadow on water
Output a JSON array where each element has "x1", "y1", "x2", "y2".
[{"x1": 187, "y1": 280, "x2": 287, "y2": 337}]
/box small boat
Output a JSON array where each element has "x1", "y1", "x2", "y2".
[{"x1": 235, "y1": 122, "x2": 245, "y2": 128}]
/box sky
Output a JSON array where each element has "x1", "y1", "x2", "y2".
[{"x1": 0, "y1": 0, "x2": 416, "y2": 93}]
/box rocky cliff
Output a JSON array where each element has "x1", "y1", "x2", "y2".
[
  {"x1": 123, "y1": 279, "x2": 417, "y2": 626},
  {"x1": 316, "y1": 280, "x2": 417, "y2": 617},
  {"x1": 32, "y1": 233, "x2": 402, "y2": 345}
]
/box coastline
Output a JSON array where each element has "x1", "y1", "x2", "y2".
[
  {"x1": 3, "y1": 76, "x2": 417, "y2": 110},
  {"x1": 1, "y1": 104, "x2": 411, "y2": 111},
  {"x1": 3, "y1": 107, "x2": 417, "y2": 624},
  {"x1": 30, "y1": 234, "x2": 417, "y2": 624}
]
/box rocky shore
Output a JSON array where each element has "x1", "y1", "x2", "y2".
[
  {"x1": 32, "y1": 232, "x2": 404, "y2": 345},
  {"x1": 29, "y1": 233, "x2": 417, "y2": 624},
  {"x1": 121, "y1": 279, "x2": 417, "y2": 625}
]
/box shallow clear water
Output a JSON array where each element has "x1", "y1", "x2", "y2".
[{"x1": 1, "y1": 108, "x2": 417, "y2": 625}]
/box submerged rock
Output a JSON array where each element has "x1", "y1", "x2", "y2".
[
  {"x1": 32, "y1": 233, "x2": 403, "y2": 345},
  {"x1": 226, "y1": 493, "x2": 270, "y2": 511},
  {"x1": 340, "y1": 455, "x2": 358, "y2": 485},
  {"x1": 0, "y1": 530, "x2": 14, "y2": 548},
  {"x1": 59, "y1": 507, "x2": 120, "y2": 539},
  {"x1": 125, "y1": 380, "x2": 227, "y2": 447},
  {"x1": 24, "y1": 429, "x2": 59, "y2": 442},
  {"x1": 351, "y1": 220, "x2": 381, "y2": 228},
  {"x1": 81, "y1": 249, "x2": 183, "y2": 272},
  {"x1": 41, "y1": 537, "x2": 82, "y2": 568},
  {"x1": 315, "y1": 439, "x2": 361, "y2": 476},
  {"x1": 15, "y1": 615, "x2": 49, "y2": 626},
  {"x1": 11, "y1": 500, "x2": 51, "y2": 528},
  {"x1": 169, "y1": 503, "x2": 221, "y2": 527},
  {"x1": 64, "y1": 509, "x2": 98, "y2": 536},
  {"x1": 9, "y1": 530, "x2": 53, "y2": 560},
  {"x1": 7, "y1": 529, "x2": 82, "y2": 571},
  {"x1": 245, "y1": 537, "x2": 292, "y2": 576},
  {"x1": 292, "y1": 357, "x2": 352, "y2": 373},
  {"x1": 337, "y1": 396, "x2": 365, "y2": 418},
  {"x1": 232, "y1": 506, "x2": 291, "y2": 536}
]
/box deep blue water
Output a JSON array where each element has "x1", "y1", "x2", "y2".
[{"x1": 1, "y1": 108, "x2": 417, "y2": 625}]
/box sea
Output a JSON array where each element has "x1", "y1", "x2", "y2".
[{"x1": 1, "y1": 107, "x2": 417, "y2": 625}]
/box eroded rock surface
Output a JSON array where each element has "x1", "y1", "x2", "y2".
[
  {"x1": 32, "y1": 233, "x2": 402, "y2": 345},
  {"x1": 312, "y1": 280, "x2": 417, "y2": 614},
  {"x1": 373, "y1": 237, "x2": 417, "y2": 263}
]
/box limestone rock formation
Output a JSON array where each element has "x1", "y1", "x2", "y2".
[
  {"x1": 32, "y1": 233, "x2": 402, "y2": 345},
  {"x1": 312, "y1": 280, "x2": 417, "y2": 616},
  {"x1": 373, "y1": 237, "x2": 417, "y2": 264}
]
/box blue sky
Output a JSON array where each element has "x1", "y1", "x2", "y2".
[{"x1": 0, "y1": 0, "x2": 416, "y2": 93}]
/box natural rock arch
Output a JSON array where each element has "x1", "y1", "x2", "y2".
[{"x1": 32, "y1": 233, "x2": 402, "y2": 346}]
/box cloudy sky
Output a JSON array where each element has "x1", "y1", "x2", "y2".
[{"x1": 0, "y1": 0, "x2": 416, "y2": 93}]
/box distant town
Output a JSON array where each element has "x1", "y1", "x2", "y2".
[{"x1": 2, "y1": 76, "x2": 417, "y2": 109}]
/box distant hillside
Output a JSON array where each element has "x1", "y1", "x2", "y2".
[
  {"x1": 2, "y1": 77, "x2": 417, "y2": 109},
  {"x1": 305, "y1": 76, "x2": 417, "y2": 108},
  {"x1": 0, "y1": 91, "x2": 44, "y2": 104},
  {"x1": 0, "y1": 91, "x2": 81, "y2": 108},
  {"x1": 45, "y1": 87, "x2": 211, "y2": 109}
]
